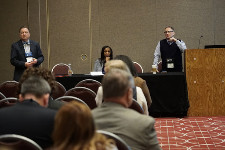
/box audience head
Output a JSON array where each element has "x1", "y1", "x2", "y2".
[
  {"x1": 19, "y1": 25, "x2": 30, "y2": 42},
  {"x1": 104, "y1": 59, "x2": 130, "y2": 74},
  {"x1": 52, "y1": 101, "x2": 114, "y2": 150},
  {"x1": 18, "y1": 67, "x2": 56, "y2": 96},
  {"x1": 19, "y1": 76, "x2": 51, "y2": 107},
  {"x1": 114, "y1": 55, "x2": 137, "y2": 77},
  {"x1": 102, "y1": 68, "x2": 134, "y2": 108},
  {"x1": 101, "y1": 46, "x2": 113, "y2": 61}
]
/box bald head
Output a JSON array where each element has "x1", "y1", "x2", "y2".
[{"x1": 104, "y1": 60, "x2": 130, "y2": 74}]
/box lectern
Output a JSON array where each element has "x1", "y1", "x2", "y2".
[{"x1": 185, "y1": 48, "x2": 225, "y2": 116}]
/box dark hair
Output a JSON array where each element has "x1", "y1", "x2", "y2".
[
  {"x1": 165, "y1": 26, "x2": 174, "y2": 31},
  {"x1": 18, "y1": 67, "x2": 56, "y2": 97},
  {"x1": 114, "y1": 55, "x2": 137, "y2": 77},
  {"x1": 100, "y1": 46, "x2": 113, "y2": 63},
  {"x1": 19, "y1": 25, "x2": 30, "y2": 33}
]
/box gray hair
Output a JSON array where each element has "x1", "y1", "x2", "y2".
[
  {"x1": 102, "y1": 68, "x2": 134, "y2": 99},
  {"x1": 21, "y1": 76, "x2": 51, "y2": 98}
]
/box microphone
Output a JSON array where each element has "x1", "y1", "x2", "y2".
[{"x1": 198, "y1": 35, "x2": 203, "y2": 49}]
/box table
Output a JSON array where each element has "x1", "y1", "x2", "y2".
[{"x1": 56, "y1": 72, "x2": 189, "y2": 117}]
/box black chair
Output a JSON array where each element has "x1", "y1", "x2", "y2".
[
  {"x1": 133, "y1": 62, "x2": 143, "y2": 73},
  {"x1": 0, "y1": 97, "x2": 18, "y2": 108},
  {"x1": 51, "y1": 63, "x2": 71, "y2": 77},
  {"x1": 0, "y1": 92, "x2": 6, "y2": 100},
  {"x1": 97, "y1": 130, "x2": 131, "y2": 150},
  {"x1": 0, "y1": 81, "x2": 19, "y2": 98},
  {"x1": 51, "y1": 81, "x2": 67, "y2": 99},
  {"x1": 75, "y1": 79, "x2": 101, "y2": 94},
  {"x1": 0, "y1": 134, "x2": 43, "y2": 150},
  {"x1": 55, "y1": 96, "x2": 88, "y2": 107},
  {"x1": 64, "y1": 87, "x2": 97, "y2": 109}
]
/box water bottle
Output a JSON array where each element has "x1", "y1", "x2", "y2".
[{"x1": 68, "y1": 64, "x2": 73, "y2": 76}]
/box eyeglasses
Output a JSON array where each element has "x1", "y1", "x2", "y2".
[{"x1": 164, "y1": 31, "x2": 174, "y2": 33}]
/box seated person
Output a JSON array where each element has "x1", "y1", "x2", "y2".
[
  {"x1": 0, "y1": 76, "x2": 56, "y2": 149},
  {"x1": 51, "y1": 101, "x2": 117, "y2": 150},
  {"x1": 18, "y1": 67, "x2": 64, "y2": 110},
  {"x1": 95, "y1": 60, "x2": 149, "y2": 115},
  {"x1": 92, "y1": 68, "x2": 161, "y2": 150},
  {"x1": 93, "y1": 46, "x2": 113, "y2": 73},
  {"x1": 114, "y1": 55, "x2": 152, "y2": 107}
]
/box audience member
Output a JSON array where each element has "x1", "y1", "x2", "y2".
[
  {"x1": 95, "y1": 60, "x2": 149, "y2": 115},
  {"x1": 51, "y1": 101, "x2": 117, "y2": 150},
  {"x1": 10, "y1": 26, "x2": 44, "y2": 81},
  {"x1": 92, "y1": 68, "x2": 161, "y2": 150},
  {"x1": 153, "y1": 26, "x2": 187, "y2": 72},
  {"x1": 114, "y1": 55, "x2": 152, "y2": 107},
  {"x1": 0, "y1": 76, "x2": 56, "y2": 149},
  {"x1": 18, "y1": 67, "x2": 64, "y2": 110},
  {"x1": 93, "y1": 46, "x2": 113, "y2": 73}
]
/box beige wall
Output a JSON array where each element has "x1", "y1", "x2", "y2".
[{"x1": 0, "y1": 0, "x2": 225, "y2": 83}]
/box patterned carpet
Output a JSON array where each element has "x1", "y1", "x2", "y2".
[{"x1": 155, "y1": 117, "x2": 225, "y2": 150}]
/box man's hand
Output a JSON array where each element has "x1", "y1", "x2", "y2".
[
  {"x1": 169, "y1": 37, "x2": 177, "y2": 42},
  {"x1": 31, "y1": 58, "x2": 37, "y2": 65},
  {"x1": 25, "y1": 62, "x2": 33, "y2": 68}
]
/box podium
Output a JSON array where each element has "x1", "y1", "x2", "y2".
[{"x1": 185, "y1": 48, "x2": 225, "y2": 116}]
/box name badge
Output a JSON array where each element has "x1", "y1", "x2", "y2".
[{"x1": 25, "y1": 52, "x2": 33, "y2": 57}]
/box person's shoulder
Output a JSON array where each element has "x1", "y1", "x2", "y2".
[
  {"x1": 26, "y1": 100, "x2": 56, "y2": 114},
  {"x1": 124, "y1": 108, "x2": 155, "y2": 124},
  {"x1": 0, "y1": 105, "x2": 15, "y2": 113},
  {"x1": 177, "y1": 39, "x2": 185, "y2": 43},
  {"x1": 92, "y1": 105, "x2": 101, "y2": 113},
  {"x1": 92, "y1": 102, "x2": 123, "y2": 114},
  {"x1": 30, "y1": 40, "x2": 39, "y2": 45},
  {"x1": 40, "y1": 106, "x2": 57, "y2": 114},
  {"x1": 95, "y1": 58, "x2": 101, "y2": 62},
  {"x1": 134, "y1": 76, "x2": 145, "y2": 84},
  {"x1": 12, "y1": 40, "x2": 21, "y2": 46},
  {"x1": 132, "y1": 111, "x2": 155, "y2": 126}
]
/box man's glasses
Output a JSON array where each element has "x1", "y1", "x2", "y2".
[{"x1": 164, "y1": 31, "x2": 174, "y2": 33}]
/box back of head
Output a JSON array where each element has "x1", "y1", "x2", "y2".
[
  {"x1": 102, "y1": 68, "x2": 134, "y2": 100},
  {"x1": 18, "y1": 67, "x2": 56, "y2": 95},
  {"x1": 52, "y1": 101, "x2": 95, "y2": 149},
  {"x1": 104, "y1": 60, "x2": 130, "y2": 74},
  {"x1": 114, "y1": 55, "x2": 137, "y2": 77},
  {"x1": 21, "y1": 76, "x2": 51, "y2": 98}
]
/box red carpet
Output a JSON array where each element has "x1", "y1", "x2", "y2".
[{"x1": 155, "y1": 117, "x2": 225, "y2": 150}]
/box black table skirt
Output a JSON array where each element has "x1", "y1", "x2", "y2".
[{"x1": 56, "y1": 72, "x2": 189, "y2": 117}]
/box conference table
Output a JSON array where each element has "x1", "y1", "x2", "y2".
[{"x1": 56, "y1": 72, "x2": 189, "y2": 117}]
